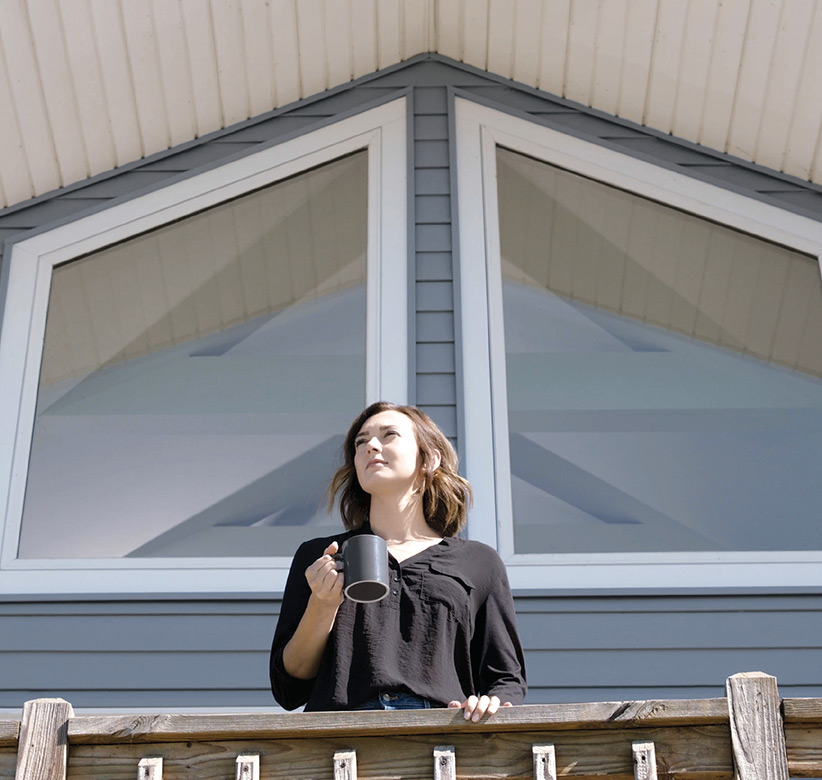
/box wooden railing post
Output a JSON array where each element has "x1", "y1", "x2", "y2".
[
  {"x1": 14, "y1": 699, "x2": 74, "y2": 780},
  {"x1": 726, "y1": 672, "x2": 789, "y2": 780}
]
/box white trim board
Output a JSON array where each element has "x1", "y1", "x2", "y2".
[
  {"x1": 0, "y1": 99, "x2": 408, "y2": 596},
  {"x1": 454, "y1": 97, "x2": 822, "y2": 591}
]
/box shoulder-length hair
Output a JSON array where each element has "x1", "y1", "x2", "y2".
[{"x1": 328, "y1": 402, "x2": 472, "y2": 537}]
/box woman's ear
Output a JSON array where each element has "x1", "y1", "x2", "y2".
[{"x1": 431, "y1": 449, "x2": 442, "y2": 472}]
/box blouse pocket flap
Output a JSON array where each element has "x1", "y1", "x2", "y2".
[{"x1": 427, "y1": 561, "x2": 475, "y2": 593}]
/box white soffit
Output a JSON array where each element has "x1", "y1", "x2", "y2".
[{"x1": 1, "y1": 0, "x2": 822, "y2": 211}]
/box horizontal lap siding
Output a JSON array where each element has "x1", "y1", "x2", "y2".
[
  {"x1": 2, "y1": 595, "x2": 822, "y2": 710},
  {"x1": 2, "y1": 56, "x2": 822, "y2": 712}
]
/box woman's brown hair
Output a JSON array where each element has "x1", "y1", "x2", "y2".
[{"x1": 328, "y1": 402, "x2": 472, "y2": 536}]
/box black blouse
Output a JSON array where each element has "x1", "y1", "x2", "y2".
[{"x1": 269, "y1": 529, "x2": 527, "y2": 711}]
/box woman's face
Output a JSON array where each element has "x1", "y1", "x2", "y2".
[{"x1": 353, "y1": 409, "x2": 421, "y2": 496}]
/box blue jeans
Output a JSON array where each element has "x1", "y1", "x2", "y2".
[{"x1": 353, "y1": 691, "x2": 437, "y2": 710}]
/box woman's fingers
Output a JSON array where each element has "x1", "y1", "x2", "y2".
[
  {"x1": 305, "y1": 541, "x2": 344, "y2": 602},
  {"x1": 454, "y1": 695, "x2": 510, "y2": 721}
]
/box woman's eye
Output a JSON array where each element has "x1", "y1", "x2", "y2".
[{"x1": 354, "y1": 438, "x2": 366, "y2": 447}]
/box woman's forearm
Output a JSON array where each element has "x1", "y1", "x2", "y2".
[{"x1": 281, "y1": 595, "x2": 341, "y2": 679}]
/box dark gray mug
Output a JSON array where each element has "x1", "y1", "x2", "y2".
[{"x1": 334, "y1": 535, "x2": 389, "y2": 603}]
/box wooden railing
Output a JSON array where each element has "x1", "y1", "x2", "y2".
[{"x1": 2, "y1": 672, "x2": 821, "y2": 780}]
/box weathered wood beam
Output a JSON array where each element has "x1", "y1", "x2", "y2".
[
  {"x1": 14, "y1": 698, "x2": 73, "y2": 780},
  {"x1": 726, "y1": 672, "x2": 789, "y2": 780},
  {"x1": 783, "y1": 698, "x2": 822, "y2": 723},
  {"x1": 783, "y1": 723, "x2": 822, "y2": 778},
  {"x1": 62, "y1": 725, "x2": 734, "y2": 780},
  {"x1": 66, "y1": 699, "x2": 729, "y2": 744},
  {"x1": 0, "y1": 720, "x2": 20, "y2": 747}
]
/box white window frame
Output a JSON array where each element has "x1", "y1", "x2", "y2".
[
  {"x1": 455, "y1": 97, "x2": 822, "y2": 590},
  {"x1": 0, "y1": 98, "x2": 408, "y2": 596}
]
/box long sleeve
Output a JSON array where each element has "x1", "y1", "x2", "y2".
[
  {"x1": 469, "y1": 548, "x2": 527, "y2": 704},
  {"x1": 269, "y1": 538, "x2": 324, "y2": 710}
]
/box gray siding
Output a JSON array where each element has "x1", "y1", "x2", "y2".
[{"x1": 1, "y1": 54, "x2": 822, "y2": 711}]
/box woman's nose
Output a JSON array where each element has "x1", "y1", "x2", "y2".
[{"x1": 366, "y1": 436, "x2": 381, "y2": 452}]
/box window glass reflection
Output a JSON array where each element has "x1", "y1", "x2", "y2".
[
  {"x1": 497, "y1": 147, "x2": 822, "y2": 554},
  {"x1": 19, "y1": 152, "x2": 368, "y2": 559}
]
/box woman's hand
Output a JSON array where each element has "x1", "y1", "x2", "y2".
[
  {"x1": 282, "y1": 541, "x2": 344, "y2": 680},
  {"x1": 448, "y1": 695, "x2": 512, "y2": 722},
  {"x1": 305, "y1": 541, "x2": 344, "y2": 606}
]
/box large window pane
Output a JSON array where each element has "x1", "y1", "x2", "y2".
[
  {"x1": 497, "y1": 147, "x2": 822, "y2": 555},
  {"x1": 19, "y1": 152, "x2": 367, "y2": 559}
]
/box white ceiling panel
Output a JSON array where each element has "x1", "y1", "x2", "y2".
[{"x1": 2, "y1": 0, "x2": 822, "y2": 210}]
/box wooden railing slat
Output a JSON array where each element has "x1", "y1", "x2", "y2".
[
  {"x1": 727, "y1": 672, "x2": 790, "y2": 780},
  {"x1": 14, "y1": 698, "x2": 73, "y2": 780},
  {"x1": 433, "y1": 746, "x2": 456, "y2": 780},
  {"x1": 632, "y1": 741, "x2": 658, "y2": 780},
  {"x1": 333, "y1": 749, "x2": 356, "y2": 780},
  {"x1": 137, "y1": 756, "x2": 162, "y2": 780},
  {"x1": 533, "y1": 744, "x2": 557, "y2": 780}
]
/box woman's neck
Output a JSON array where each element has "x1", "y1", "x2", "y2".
[{"x1": 367, "y1": 493, "x2": 441, "y2": 542}]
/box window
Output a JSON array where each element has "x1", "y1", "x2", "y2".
[
  {"x1": 456, "y1": 98, "x2": 822, "y2": 589},
  {"x1": 0, "y1": 99, "x2": 407, "y2": 594}
]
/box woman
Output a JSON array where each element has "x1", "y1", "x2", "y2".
[{"x1": 269, "y1": 402, "x2": 526, "y2": 718}]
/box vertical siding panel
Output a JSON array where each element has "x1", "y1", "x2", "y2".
[
  {"x1": 719, "y1": 237, "x2": 760, "y2": 352},
  {"x1": 770, "y1": 258, "x2": 816, "y2": 369},
  {"x1": 402, "y1": 0, "x2": 433, "y2": 60},
  {"x1": 642, "y1": 208, "x2": 680, "y2": 329},
  {"x1": 210, "y1": 0, "x2": 251, "y2": 125},
  {"x1": 375, "y1": 0, "x2": 401, "y2": 70},
  {"x1": 350, "y1": 0, "x2": 378, "y2": 79},
  {"x1": 59, "y1": 0, "x2": 117, "y2": 178},
  {"x1": 182, "y1": 219, "x2": 222, "y2": 337},
  {"x1": 156, "y1": 226, "x2": 199, "y2": 343},
  {"x1": 616, "y1": 0, "x2": 656, "y2": 125},
  {"x1": 324, "y1": 0, "x2": 353, "y2": 86},
  {"x1": 120, "y1": 0, "x2": 172, "y2": 154},
  {"x1": 744, "y1": 245, "x2": 789, "y2": 361},
  {"x1": 151, "y1": 0, "x2": 198, "y2": 147},
  {"x1": 726, "y1": 0, "x2": 781, "y2": 162},
  {"x1": 668, "y1": 219, "x2": 710, "y2": 338},
  {"x1": 797, "y1": 275, "x2": 822, "y2": 376},
  {"x1": 181, "y1": 0, "x2": 225, "y2": 134},
  {"x1": 537, "y1": 0, "x2": 571, "y2": 96},
  {"x1": 671, "y1": 0, "x2": 719, "y2": 145},
  {"x1": 698, "y1": 0, "x2": 750, "y2": 154},
  {"x1": 591, "y1": 0, "x2": 629, "y2": 116},
  {"x1": 463, "y1": 0, "x2": 489, "y2": 70},
  {"x1": 784, "y1": 5, "x2": 822, "y2": 180},
  {"x1": 135, "y1": 235, "x2": 175, "y2": 351},
  {"x1": 240, "y1": 0, "x2": 277, "y2": 119},
  {"x1": 512, "y1": 0, "x2": 543, "y2": 86},
  {"x1": 595, "y1": 191, "x2": 632, "y2": 314},
  {"x1": 0, "y1": 33, "x2": 34, "y2": 206},
  {"x1": 436, "y1": 0, "x2": 463, "y2": 62},
  {"x1": 296, "y1": 0, "x2": 327, "y2": 96},
  {"x1": 0, "y1": 0, "x2": 61, "y2": 194},
  {"x1": 206, "y1": 208, "x2": 247, "y2": 328},
  {"x1": 694, "y1": 229, "x2": 734, "y2": 345},
  {"x1": 546, "y1": 172, "x2": 580, "y2": 297},
  {"x1": 486, "y1": 0, "x2": 515, "y2": 79},
  {"x1": 78, "y1": 258, "x2": 124, "y2": 367},
  {"x1": 232, "y1": 198, "x2": 270, "y2": 320},
  {"x1": 269, "y1": 0, "x2": 301, "y2": 106},
  {"x1": 570, "y1": 181, "x2": 605, "y2": 305},
  {"x1": 108, "y1": 242, "x2": 151, "y2": 359},
  {"x1": 262, "y1": 190, "x2": 296, "y2": 312},
  {"x1": 620, "y1": 200, "x2": 654, "y2": 321},
  {"x1": 564, "y1": 0, "x2": 598, "y2": 106},
  {"x1": 754, "y1": 0, "x2": 815, "y2": 172},
  {"x1": 28, "y1": 0, "x2": 89, "y2": 186},
  {"x1": 643, "y1": 0, "x2": 687, "y2": 134}
]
